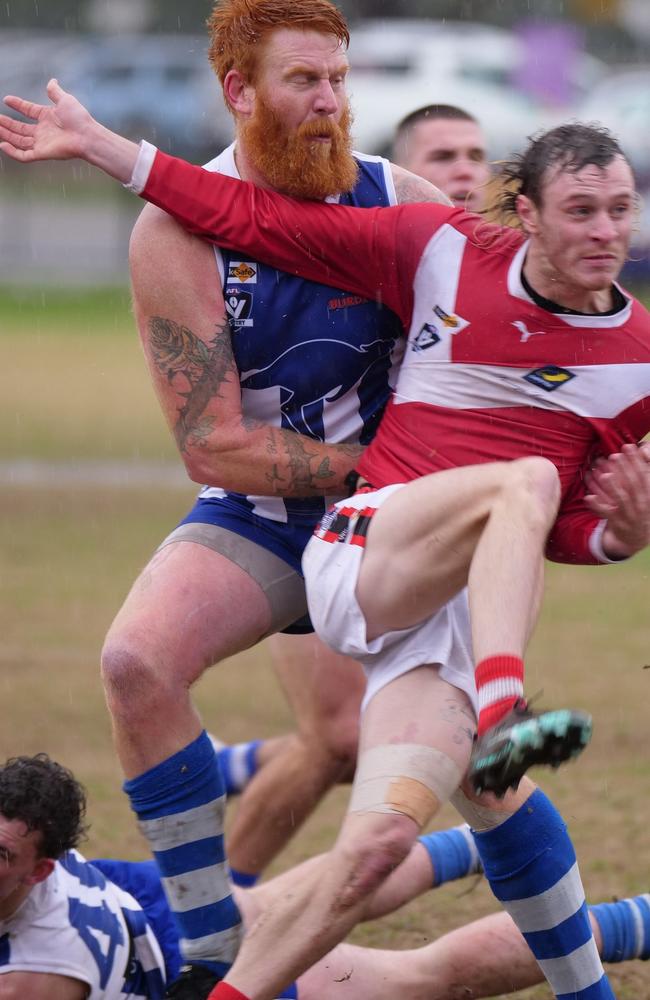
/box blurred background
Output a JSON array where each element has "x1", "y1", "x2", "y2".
[
  {"x1": 1, "y1": 11, "x2": 649, "y2": 994},
  {"x1": 0, "y1": 0, "x2": 649, "y2": 284}
]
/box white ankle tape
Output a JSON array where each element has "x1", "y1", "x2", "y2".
[
  {"x1": 349, "y1": 743, "x2": 463, "y2": 828},
  {"x1": 450, "y1": 786, "x2": 515, "y2": 831}
]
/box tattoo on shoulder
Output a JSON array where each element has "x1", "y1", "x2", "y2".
[
  {"x1": 394, "y1": 173, "x2": 452, "y2": 206},
  {"x1": 148, "y1": 315, "x2": 236, "y2": 453}
]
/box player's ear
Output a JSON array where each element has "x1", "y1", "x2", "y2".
[
  {"x1": 26, "y1": 857, "x2": 55, "y2": 885},
  {"x1": 223, "y1": 68, "x2": 255, "y2": 118},
  {"x1": 516, "y1": 193, "x2": 538, "y2": 236}
]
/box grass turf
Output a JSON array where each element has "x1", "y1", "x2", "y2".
[{"x1": 1, "y1": 285, "x2": 649, "y2": 997}]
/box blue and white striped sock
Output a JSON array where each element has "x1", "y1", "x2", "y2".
[
  {"x1": 590, "y1": 894, "x2": 650, "y2": 962},
  {"x1": 124, "y1": 730, "x2": 242, "y2": 978},
  {"x1": 209, "y1": 735, "x2": 263, "y2": 796},
  {"x1": 473, "y1": 789, "x2": 615, "y2": 999},
  {"x1": 418, "y1": 824, "x2": 482, "y2": 887}
]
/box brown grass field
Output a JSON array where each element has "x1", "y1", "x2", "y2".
[{"x1": 1, "y1": 288, "x2": 649, "y2": 998}]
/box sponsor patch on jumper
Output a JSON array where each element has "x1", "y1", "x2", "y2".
[
  {"x1": 524, "y1": 365, "x2": 575, "y2": 392},
  {"x1": 328, "y1": 294, "x2": 366, "y2": 311},
  {"x1": 433, "y1": 305, "x2": 462, "y2": 328},
  {"x1": 228, "y1": 261, "x2": 257, "y2": 283}
]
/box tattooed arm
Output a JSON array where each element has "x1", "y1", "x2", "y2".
[
  {"x1": 129, "y1": 204, "x2": 363, "y2": 497},
  {"x1": 390, "y1": 164, "x2": 453, "y2": 206}
]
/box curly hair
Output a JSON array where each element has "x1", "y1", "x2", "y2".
[
  {"x1": 494, "y1": 122, "x2": 631, "y2": 225},
  {"x1": 0, "y1": 754, "x2": 88, "y2": 858},
  {"x1": 207, "y1": 0, "x2": 349, "y2": 104}
]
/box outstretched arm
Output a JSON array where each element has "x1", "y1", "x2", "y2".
[
  {"x1": 1, "y1": 81, "x2": 426, "y2": 323},
  {"x1": 0, "y1": 79, "x2": 138, "y2": 179}
]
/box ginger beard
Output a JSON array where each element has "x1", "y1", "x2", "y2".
[{"x1": 240, "y1": 93, "x2": 358, "y2": 199}]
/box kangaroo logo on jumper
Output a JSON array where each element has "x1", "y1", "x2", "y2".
[
  {"x1": 225, "y1": 289, "x2": 253, "y2": 328},
  {"x1": 413, "y1": 322, "x2": 441, "y2": 352},
  {"x1": 228, "y1": 261, "x2": 257, "y2": 283},
  {"x1": 240, "y1": 337, "x2": 393, "y2": 439},
  {"x1": 513, "y1": 320, "x2": 546, "y2": 343},
  {"x1": 524, "y1": 365, "x2": 575, "y2": 392}
]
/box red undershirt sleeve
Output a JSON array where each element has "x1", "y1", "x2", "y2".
[{"x1": 142, "y1": 148, "x2": 421, "y2": 325}]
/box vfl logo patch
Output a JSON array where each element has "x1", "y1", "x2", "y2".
[
  {"x1": 225, "y1": 289, "x2": 253, "y2": 328},
  {"x1": 412, "y1": 322, "x2": 441, "y2": 352},
  {"x1": 228, "y1": 261, "x2": 257, "y2": 283},
  {"x1": 524, "y1": 365, "x2": 575, "y2": 392}
]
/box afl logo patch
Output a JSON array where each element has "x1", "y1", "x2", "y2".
[
  {"x1": 225, "y1": 289, "x2": 253, "y2": 328},
  {"x1": 524, "y1": 365, "x2": 575, "y2": 392},
  {"x1": 228, "y1": 261, "x2": 257, "y2": 283}
]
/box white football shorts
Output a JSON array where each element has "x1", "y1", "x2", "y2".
[{"x1": 302, "y1": 484, "x2": 477, "y2": 715}]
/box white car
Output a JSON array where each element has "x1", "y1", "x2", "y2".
[
  {"x1": 576, "y1": 69, "x2": 650, "y2": 178},
  {"x1": 346, "y1": 19, "x2": 604, "y2": 159}
]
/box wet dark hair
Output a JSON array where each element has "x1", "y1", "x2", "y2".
[
  {"x1": 0, "y1": 754, "x2": 88, "y2": 858},
  {"x1": 496, "y1": 122, "x2": 631, "y2": 224}
]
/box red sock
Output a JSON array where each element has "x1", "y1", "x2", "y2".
[
  {"x1": 208, "y1": 985, "x2": 251, "y2": 1000},
  {"x1": 475, "y1": 654, "x2": 525, "y2": 735}
]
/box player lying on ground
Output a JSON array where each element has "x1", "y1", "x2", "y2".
[
  {"x1": 3, "y1": 84, "x2": 650, "y2": 1000},
  {"x1": 2, "y1": 753, "x2": 649, "y2": 1000}
]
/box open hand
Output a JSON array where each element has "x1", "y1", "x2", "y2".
[{"x1": 0, "y1": 78, "x2": 94, "y2": 162}]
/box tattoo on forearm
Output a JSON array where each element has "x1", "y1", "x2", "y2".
[
  {"x1": 264, "y1": 434, "x2": 362, "y2": 496},
  {"x1": 149, "y1": 314, "x2": 364, "y2": 493},
  {"x1": 149, "y1": 315, "x2": 236, "y2": 453}
]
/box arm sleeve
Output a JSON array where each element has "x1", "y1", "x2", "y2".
[
  {"x1": 546, "y1": 482, "x2": 625, "y2": 565},
  {"x1": 141, "y1": 149, "x2": 434, "y2": 325}
]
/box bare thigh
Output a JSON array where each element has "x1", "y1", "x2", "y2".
[
  {"x1": 358, "y1": 664, "x2": 475, "y2": 767},
  {"x1": 357, "y1": 463, "x2": 509, "y2": 636},
  {"x1": 104, "y1": 540, "x2": 274, "y2": 688}
]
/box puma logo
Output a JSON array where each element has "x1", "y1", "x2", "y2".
[{"x1": 513, "y1": 320, "x2": 546, "y2": 343}]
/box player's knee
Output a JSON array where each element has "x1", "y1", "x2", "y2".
[
  {"x1": 503, "y1": 457, "x2": 560, "y2": 528},
  {"x1": 100, "y1": 637, "x2": 173, "y2": 719},
  {"x1": 335, "y1": 817, "x2": 414, "y2": 910},
  {"x1": 317, "y1": 713, "x2": 359, "y2": 777}
]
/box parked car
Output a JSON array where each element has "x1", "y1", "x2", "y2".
[
  {"x1": 576, "y1": 68, "x2": 650, "y2": 180},
  {"x1": 63, "y1": 34, "x2": 233, "y2": 157},
  {"x1": 346, "y1": 19, "x2": 606, "y2": 159}
]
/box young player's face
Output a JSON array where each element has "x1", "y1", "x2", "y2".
[
  {"x1": 0, "y1": 814, "x2": 52, "y2": 917},
  {"x1": 400, "y1": 119, "x2": 489, "y2": 211},
  {"x1": 240, "y1": 28, "x2": 357, "y2": 199},
  {"x1": 523, "y1": 156, "x2": 636, "y2": 302}
]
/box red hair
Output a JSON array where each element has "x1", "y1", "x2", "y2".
[{"x1": 207, "y1": 0, "x2": 349, "y2": 99}]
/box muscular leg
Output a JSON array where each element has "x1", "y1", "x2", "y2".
[
  {"x1": 101, "y1": 539, "x2": 276, "y2": 976},
  {"x1": 215, "y1": 667, "x2": 474, "y2": 1000},
  {"x1": 453, "y1": 779, "x2": 614, "y2": 999},
  {"x1": 227, "y1": 632, "x2": 365, "y2": 879},
  {"x1": 102, "y1": 542, "x2": 272, "y2": 778}
]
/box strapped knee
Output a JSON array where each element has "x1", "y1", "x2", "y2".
[{"x1": 349, "y1": 743, "x2": 462, "y2": 829}]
